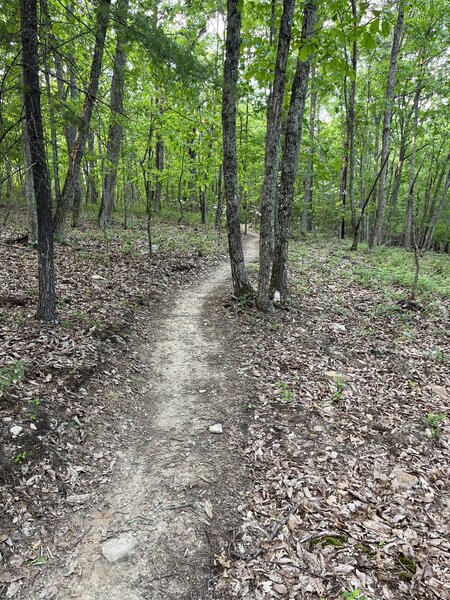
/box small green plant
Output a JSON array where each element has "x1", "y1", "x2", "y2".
[
  {"x1": 424, "y1": 412, "x2": 446, "y2": 438},
  {"x1": 29, "y1": 397, "x2": 41, "y2": 408},
  {"x1": 0, "y1": 361, "x2": 24, "y2": 394},
  {"x1": 14, "y1": 451, "x2": 27, "y2": 464},
  {"x1": 332, "y1": 381, "x2": 345, "y2": 402},
  {"x1": 277, "y1": 381, "x2": 294, "y2": 403},
  {"x1": 342, "y1": 590, "x2": 367, "y2": 600}
]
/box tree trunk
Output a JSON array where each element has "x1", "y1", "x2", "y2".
[
  {"x1": 215, "y1": 164, "x2": 223, "y2": 229},
  {"x1": 222, "y1": 0, "x2": 252, "y2": 297},
  {"x1": 270, "y1": 0, "x2": 317, "y2": 301},
  {"x1": 369, "y1": 0, "x2": 404, "y2": 248},
  {"x1": 99, "y1": 0, "x2": 128, "y2": 228},
  {"x1": 22, "y1": 115, "x2": 38, "y2": 245},
  {"x1": 348, "y1": 0, "x2": 357, "y2": 234},
  {"x1": 154, "y1": 136, "x2": 164, "y2": 212},
  {"x1": 405, "y1": 81, "x2": 421, "y2": 249},
  {"x1": 20, "y1": 0, "x2": 56, "y2": 322},
  {"x1": 423, "y1": 167, "x2": 450, "y2": 250},
  {"x1": 257, "y1": 0, "x2": 296, "y2": 312},
  {"x1": 53, "y1": 0, "x2": 111, "y2": 241},
  {"x1": 303, "y1": 63, "x2": 316, "y2": 233}
]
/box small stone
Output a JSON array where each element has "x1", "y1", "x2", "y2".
[
  {"x1": 390, "y1": 468, "x2": 418, "y2": 491},
  {"x1": 324, "y1": 371, "x2": 353, "y2": 384},
  {"x1": 3, "y1": 417, "x2": 12, "y2": 423},
  {"x1": 101, "y1": 535, "x2": 137, "y2": 563},
  {"x1": 10, "y1": 426, "x2": 23, "y2": 437},
  {"x1": 209, "y1": 423, "x2": 223, "y2": 434},
  {"x1": 30, "y1": 423, "x2": 37, "y2": 431}
]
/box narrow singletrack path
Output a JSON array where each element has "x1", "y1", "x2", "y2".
[{"x1": 47, "y1": 236, "x2": 259, "y2": 600}]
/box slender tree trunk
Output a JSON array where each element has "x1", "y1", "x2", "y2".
[
  {"x1": 222, "y1": 0, "x2": 252, "y2": 297},
  {"x1": 257, "y1": 0, "x2": 296, "y2": 312},
  {"x1": 348, "y1": 0, "x2": 357, "y2": 234},
  {"x1": 215, "y1": 164, "x2": 223, "y2": 229},
  {"x1": 303, "y1": 63, "x2": 316, "y2": 233},
  {"x1": 423, "y1": 168, "x2": 450, "y2": 250},
  {"x1": 405, "y1": 81, "x2": 421, "y2": 249},
  {"x1": 369, "y1": 0, "x2": 404, "y2": 248},
  {"x1": 22, "y1": 112, "x2": 38, "y2": 245},
  {"x1": 53, "y1": 0, "x2": 111, "y2": 241},
  {"x1": 21, "y1": 0, "x2": 56, "y2": 322},
  {"x1": 154, "y1": 136, "x2": 164, "y2": 212},
  {"x1": 99, "y1": 0, "x2": 128, "y2": 228},
  {"x1": 271, "y1": 0, "x2": 317, "y2": 300},
  {"x1": 339, "y1": 105, "x2": 349, "y2": 240}
]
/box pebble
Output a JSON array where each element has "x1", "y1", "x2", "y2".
[
  {"x1": 10, "y1": 425, "x2": 23, "y2": 437},
  {"x1": 209, "y1": 423, "x2": 223, "y2": 434},
  {"x1": 101, "y1": 535, "x2": 137, "y2": 563},
  {"x1": 30, "y1": 423, "x2": 37, "y2": 431}
]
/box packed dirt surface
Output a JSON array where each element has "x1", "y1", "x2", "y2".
[{"x1": 24, "y1": 235, "x2": 259, "y2": 600}]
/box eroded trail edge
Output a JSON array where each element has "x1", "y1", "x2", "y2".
[{"x1": 40, "y1": 238, "x2": 258, "y2": 600}]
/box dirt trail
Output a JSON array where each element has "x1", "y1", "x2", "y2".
[{"x1": 46, "y1": 236, "x2": 258, "y2": 600}]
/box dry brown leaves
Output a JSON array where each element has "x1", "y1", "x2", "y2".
[
  {"x1": 0, "y1": 215, "x2": 225, "y2": 598},
  {"x1": 216, "y1": 242, "x2": 449, "y2": 600}
]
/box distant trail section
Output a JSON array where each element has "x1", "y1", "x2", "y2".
[{"x1": 47, "y1": 235, "x2": 258, "y2": 600}]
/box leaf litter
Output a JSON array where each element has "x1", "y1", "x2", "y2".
[
  {"x1": 0, "y1": 215, "x2": 226, "y2": 598},
  {"x1": 215, "y1": 240, "x2": 449, "y2": 600}
]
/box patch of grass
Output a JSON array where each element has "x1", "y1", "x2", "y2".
[
  {"x1": 311, "y1": 534, "x2": 347, "y2": 548},
  {"x1": 424, "y1": 412, "x2": 446, "y2": 438},
  {"x1": 349, "y1": 245, "x2": 450, "y2": 298},
  {"x1": 277, "y1": 381, "x2": 294, "y2": 403}
]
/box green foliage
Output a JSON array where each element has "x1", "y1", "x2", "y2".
[
  {"x1": 0, "y1": 361, "x2": 24, "y2": 395},
  {"x1": 14, "y1": 451, "x2": 27, "y2": 464},
  {"x1": 424, "y1": 412, "x2": 446, "y2": 438},
  {"x1": 342, "y1": 590, "x2": 367, "y2": 600},
  {"x1": 277, "y1": 381, "x2": 294, "y2": 403}
]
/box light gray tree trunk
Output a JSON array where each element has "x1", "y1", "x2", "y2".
[
  {"x1": 99, "y1": 0, "x2": 128, "y2": 228},
  {"x1": 257, "y1": 0, "x2": 296, "y2": 312},
  {"x1": 222, "y1": 0, "x2": 252, "y2": 297},
  {"x1": 369, "y1": 0, "x2": 404, "y2": 248},
  {"x1": 271, "y1": 0, "x2": 317, "y2": 300},
  {"x1": 53, "y1": 0, "x2": 111, "y2": 241},
  {"x1": 303, "y1": 63, "x2": 316, "y2": 233},
  {"x1": 405, "y1": 81, "x2": 421, "y2": 249}
]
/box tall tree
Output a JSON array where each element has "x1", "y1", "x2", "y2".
[
  {"x1": 53, "y1": 0, "x2": 111, "y2": 241},
  {"x1": 20, "y1": 0, "x2": 56, "y2": 321},
  {"x1": 271, "y1": 0, "x2": 317, "y2": 301},
  {"x1": 257, "y1": 0, "x2": 296, "y2": 312},
  {"x1": 99, "y1": 0, "x2": 129, "y2": 228},
  {"x1": 222, "y1": 0, "x2": 253, "y2": 297},
  {"x1": 369, "y1": 0, "x2": 404, "y2": 248}
]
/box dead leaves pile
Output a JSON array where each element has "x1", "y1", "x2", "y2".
[
  {"x1": 217, "y1": 242, "x2": 449, "y2": 600},
  {"x1": 0, "y1": 217, "x2": 225, "y2": 598}
]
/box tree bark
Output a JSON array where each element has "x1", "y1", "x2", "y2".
[
  {"x1": 405, "y1": 81, "x2": 421, "y2": 249},
  {"x1": 22, "y1": 113, "x2": 38, "y2": 245},
  {"x1": 270, "y1": 0, "x2": 317, "y2": 301},
  {"x1": 257, "y1": 0, "x2": 296, "y2": 311},
  {"x1": 369, "y1": 0, "x2": 404, "y2": 248},
  {"x1": 222, "y1": 0, "x2": 252, "y2": 297},
  {"x1": 20, "y1": 0, "x2": 56, "y2": 322},
  {"x1": 348, "y1": 0, "x2": 357, "y2": 234},
  {"x1": 53, "y1": 0, "x2": 111, "y2": 241},
  {"x1": 302, "y1": 63, "x2": 316, "y2": 233},
  {"x1": 423, "y1": 167, "x2": 450, "y2": 250},
  {"x1": 99, "y1": 0, "x2": 128, "y2": 228}
]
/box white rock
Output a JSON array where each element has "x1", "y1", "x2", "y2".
[
  {"x1": 101, "y1": 535, "x2": 137, "y2": 563},
  {"x1": 10, "y1": 426, "x2": 23, "y2": 437},
  {"x1": 390, "y1": 468, "x2": 418, "y2": 491},
  {"x1": 209, "y1": 423, "x2": 223, "y2": 434},
  {"x1": 273, "y1": 290, "x2": 281, "y2": 303},
  {"x1": 30, "y1": 423, "x2": 37, "y2": 431}
]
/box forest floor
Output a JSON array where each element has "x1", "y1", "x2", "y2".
[{"x1": 1, "y1": 216, "x2": 449, "y2": 600}]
